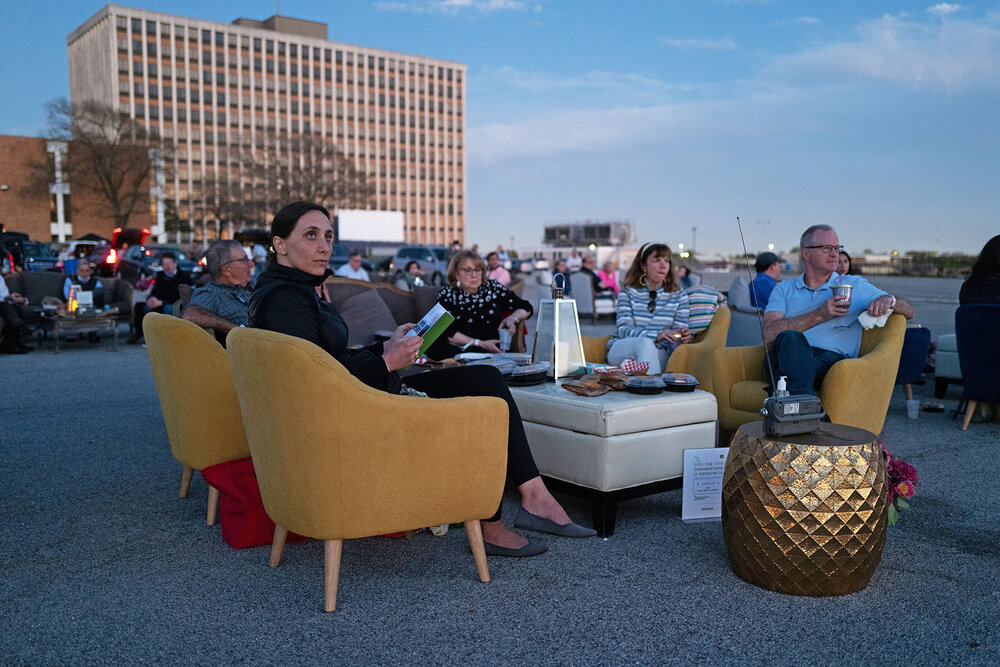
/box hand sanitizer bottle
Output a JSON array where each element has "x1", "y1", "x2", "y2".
[{"x1": 775, "y1": 376, "x2": 789, "y2": 398}]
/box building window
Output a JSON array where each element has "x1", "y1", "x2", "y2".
[
  {"x1": 201, "y1": 29, "x2": 210, "y2": 43},
  {"x1": 216, "y1": 72, "x2": 225, "y2": 85},
  {"x1": 215, "y1": 31, "x2": 224, "y2": 46},
  {"x1": 136, "y1": 104, "x2": 145, "y2": 116},
  {"x1": 131, "y1": 18, "x2": 142, "y2": 32},
  {"x1": 253, "y1": 37, "x2": 261, "y2": 51},
  {"x1": 147, "y1": 42, "x2": 156, "y2": 57},
  {"x1": 148, "y1": 63, "x2": 157, "y2": 77},
  {"x1": 134, "y1": 82, "x2": 144, "y2": 96},
  {"x1": 191, "y1": 89, "x2": 199, "y2": 103},
  {"x1": 132, "y1": 40, "x2": 142, "y2": 55},
  {"x1": 149, "y1": 85, "x2": 158, "y2": 98}
]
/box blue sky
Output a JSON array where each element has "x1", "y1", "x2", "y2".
[{"x1": 1, "y1": 0, "x2": 997, "y2": 256}]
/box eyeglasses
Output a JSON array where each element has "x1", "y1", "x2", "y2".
[
  {"x1": 804, "y1": 244, "x2": 845, "y2": 254},
  {"x1": 648, "y1": 289, "x2": 658, "y2": 313},
  {"x1": 458, "y1": 266, "x2": 480, "y2": 275},
  {"x1": 223, "y1": 256, "x2": 253, "y2": 267}
]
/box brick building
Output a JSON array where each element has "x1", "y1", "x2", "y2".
[{"x1": 0, "y1": 134, "x2": 152, "y2": 242}]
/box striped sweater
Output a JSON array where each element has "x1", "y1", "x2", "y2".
[{"x1": 609, "y1": 286, "x2": 690, "y2": 349}]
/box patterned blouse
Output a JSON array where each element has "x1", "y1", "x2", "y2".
[
  {"x1": 609, "y1": 286, "x2": 689, "y2": 350},
  {"x1": 431, "y1": 279, "x2": 533, "y2": 356}
]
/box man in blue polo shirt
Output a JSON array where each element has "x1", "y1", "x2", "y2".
[{"x1": 762, "y1": 225, "x2": 915, "y2": 395}]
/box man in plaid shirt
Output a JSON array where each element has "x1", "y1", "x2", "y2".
[{"x1": 183, "y1": 240, "x2": 253, "y2": 344}]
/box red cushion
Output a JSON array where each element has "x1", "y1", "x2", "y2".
[{"x1": 201, "y1": 457, "x2": 306, "y2": 549}]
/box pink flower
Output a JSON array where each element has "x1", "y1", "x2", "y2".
[
  {"x1": 888, "y1": 459, "x2": 919, "y2": 487},
  {"x1": 896, "y1": 480, "x2": 916, "y2": 498}
]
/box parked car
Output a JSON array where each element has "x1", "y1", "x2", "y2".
[
  {"x1": 58, "y1": 240, "x2": 101, "y2": 262},
  {"x1": 328, "y1": 243, "x2": 375, "y2": 274},
  {"x1": 89, "y1": 244, "x2": 120, "y2": 277},
  {"x1": 388, "y1": 245, "x2": 449, "y2": 285},
  {"x1": 115, "y1": 245, "x2": 201, "y2": 283},
  {"x1": 510, "y1": 257, "x2": 534, "y2": 274},
  {"x1": 0, "y1": 231, "x2": 29, "y2": 269},
  {"x1": 0, "y1": 240, "x2": 14, "y2": 274},
  {"x1": 21, "y1": 241, "x2": 61, "y2": 272}
]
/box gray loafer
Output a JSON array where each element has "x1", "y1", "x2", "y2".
[
  {"x1": 513, "y1": 507, "x2": 597, "y2": 538},
  {"x1": 483, "y1": 539, "x2": 548, "y2": 557}
]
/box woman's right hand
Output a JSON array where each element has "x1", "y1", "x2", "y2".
[
  {"x1": 478, "y1": 339, "x2": 502, "y2": 353},
  {"x1": 382, "y1": 323, "x2": 423, "y2": 371}
]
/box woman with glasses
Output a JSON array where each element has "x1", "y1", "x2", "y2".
[
  {"x1": 606, "y1": 242, "x2": 691, "y2": 374},
  {"x1": 249, "y1": 203, "x2": 593, "y2": 557},
  {"x1": 427, "y1": 249, "x2": 533, "y2": 359}
]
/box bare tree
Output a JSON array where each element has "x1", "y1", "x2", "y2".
[
  {"x1": 44, "y1": 98, "x2": 154, "y2": 229},
  {"x1": 277, "y1": 134, "x2": 374, "y2": 211},
  {"x1": 190, "y1": 131, "x2": 374, "y2": 237}
]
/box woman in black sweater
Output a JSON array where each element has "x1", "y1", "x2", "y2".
[{"x1": 249, "y1": 202, "x2": 595, "y2": 556}]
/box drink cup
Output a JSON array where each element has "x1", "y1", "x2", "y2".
[
  {"x1": 499, "y1": 328, "x2": 512, "y2": 352},
  {"x1": 906, "y1": 399, "x2": 920, "y2": 420},
  {"x1": 831, "y1": 283, "x2": 853, "y2": 305}
]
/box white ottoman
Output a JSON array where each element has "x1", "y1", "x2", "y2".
[
  {"x1": 509, "y1": 382, "x2": 718, "y2": 535},
  {"x1": 935, "y1": 333, "x2": 962, "y2": 398}
]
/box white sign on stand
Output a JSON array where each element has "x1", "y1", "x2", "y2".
[{"x1": 681, "y1": 447, "x2": 730, "y2": 523}]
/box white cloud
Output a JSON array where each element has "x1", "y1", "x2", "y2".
[
  {"x1": 663, "y1": 37, "x2": 737, "y2": 50},
  {"x1": 796, "y1": 16, "x2": 820, "y2": 25},
  {"x1": 374, "y1": 0, "x2": 539, "y2": 13},
  {"x1": 766, "y1": 12, "x2": 1000, "y2": 90},
  {"x1": 927, "y1": 4, "x2": 962, "y2": 17}
]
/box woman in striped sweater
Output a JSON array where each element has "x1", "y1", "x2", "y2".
[{"x1": 606, "y1": 242, "x2": 692, "y2": 374}]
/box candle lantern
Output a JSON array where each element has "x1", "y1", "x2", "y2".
[{"x1": 531, "y1": 273, "x2": 587, "y2": 378}]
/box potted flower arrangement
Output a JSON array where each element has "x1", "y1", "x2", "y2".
[{"x1": 880, "y1": 440, "x2": 918, "y2": 526}]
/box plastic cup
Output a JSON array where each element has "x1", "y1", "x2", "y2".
[
  {"x1": 499, "y1": 328, "x2": 512, "y2": 352},
  {"x1": 831, "y1": 283, "x2": 853, "y2": 304},
  {"x1": 906, "y1": 399, "x2": 920, "y2": 420}
]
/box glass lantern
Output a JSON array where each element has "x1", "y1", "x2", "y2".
[{"x1": 531, "y1": 273, "x2": 587, "y2": 378}]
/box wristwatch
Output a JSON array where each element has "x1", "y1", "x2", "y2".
[{"x1": 887, "y1": 295, "x2": 897, "y2": 308}]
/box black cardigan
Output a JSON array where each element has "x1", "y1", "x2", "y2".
[{"x1": 248, "y1": 263, "x2": 400, "y2": 393}]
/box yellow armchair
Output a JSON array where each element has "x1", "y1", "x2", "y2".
[
  {"x1": 143, "y1": 312, "x2": 250, "y2": 525},
  {"x1": 713, "y1": 313, "x2": 907, "y2": 443},
  {"x1": 225, "y1": 327, "x2": 509, "y2": 612},
  {"x1": 580, "y1": 306, "x2": 731, "y2": 393},
  {"x1": 664, "y1": 305, "x2": 730, "y2": 393}
]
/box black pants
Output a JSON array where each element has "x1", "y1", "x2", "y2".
[
  {"x1": 0, "y1": 302, "x2": 27, "y2": 351},
  {"x1": 404, "y1": 365, "x2": 539, "y2": 522}
]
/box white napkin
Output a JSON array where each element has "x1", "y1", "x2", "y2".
[{"x1": 857, "y1": 309, "x2": 893, "y2": 330}]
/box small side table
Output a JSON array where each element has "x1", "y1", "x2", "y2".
[
  {"x1": 45, "y1": 310, "x2": 120, "y2": 354},
  {"x1": 722, "y1": 422, "x2": 889, "y2": 596}
]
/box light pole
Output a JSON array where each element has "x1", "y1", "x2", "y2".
[{"x1": 692, "y1": 227, "x2": 697, "y2": 254}]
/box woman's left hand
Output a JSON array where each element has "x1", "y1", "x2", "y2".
[
  {"x1": 478, "y1": 339, "x2": 502, "y2": 353},
  {"x1": 499, "y1": 315, "x2": 519, "y2": 333}
]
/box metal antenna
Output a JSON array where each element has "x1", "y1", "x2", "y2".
[{"x1": 736, "y1": 216, "x2": 777, "y2": 393}]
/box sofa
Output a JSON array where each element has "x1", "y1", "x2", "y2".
[
  {"x1": 324, "y1": 277, "x2": 528, "y2": 352},
  {"x1": 3, "y1": 271, "x2": 133, "y2": 327}
]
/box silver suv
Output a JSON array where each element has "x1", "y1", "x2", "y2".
[{"x1": 389, "y1": 245, "x2": 450, "y2": 286}]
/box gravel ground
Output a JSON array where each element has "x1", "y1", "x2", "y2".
[{"x1": 1, "y1": 319, "x2": 996, "y2": 665}]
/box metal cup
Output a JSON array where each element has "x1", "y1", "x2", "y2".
[{"x1": 831, "y1": 283, "x2": 853, "y2": 304}]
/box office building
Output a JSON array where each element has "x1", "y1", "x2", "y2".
[{"x1": 67, "y1": 4, "x2": 467, "y2": 244}]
